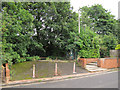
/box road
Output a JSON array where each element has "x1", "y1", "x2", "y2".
[{"x1": 8, "y1": 71, "x2": 118, "y2": 88}]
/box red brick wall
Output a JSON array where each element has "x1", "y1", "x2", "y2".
[
  {"x1": 118, "y1": 58, "x2": 120, "y2": 67},
  {"x1": 78, "y1": 58, "x2": 86, "y2": 68},
  {"x1": 78, "y1": 58, "x2": 120, "y2": 69},
  {"x1": 78, "y1": 58, "x2": 98, "y2": 68},
  {"x1": 97, "y1": 58, "x2": 120, "y2": 69}
]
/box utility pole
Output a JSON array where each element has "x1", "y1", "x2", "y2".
[{"x1": 78, "y1": 9, "x2": 80, "y2": 33}]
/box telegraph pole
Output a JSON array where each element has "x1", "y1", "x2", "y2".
[{"x1": 78, "y1": 9, "x2": 80, "y2": 33}]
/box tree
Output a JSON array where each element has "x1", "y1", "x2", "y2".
[
  {"x1": 2, "y1": 2, "x2": 43, "y2": 63},
  {"x1": 116, "y1": 19, "x2": 120, "y2": 44},
  {"x1": 22, "y1": 2, "x2": 78, "y2": 58},
  {"x1": 79, "y1": 4, "x2": 118, "y2": 57},
  {"x1": 99, "y1": 33, "x2": 118, "y2": 57},
  {"x1": 80, "y1": 4, "x2": 117, "y2": 36},
  {"x1": 77, "y1": 26, "x2": 100, "y2": 58}
]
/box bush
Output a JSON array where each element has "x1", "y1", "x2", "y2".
[
  {"x1": 26, "y1": 56, "x2": 40, "y2": 61},
  {"x1": 46, "y1": 57, "x2": 52, "y2": 61},
  {"x1": 99, "y1": 34, "x2": 118, "y2": 57},
  {"x1": 33, "y1": 56, "x2": 40, "y2": 61},
  {"x1": 115, "y1": 44, "x2": 120, "y2": 50},
  {"x1": 26, "y1": 57, "x2": 33, "y2": 61},
  {"x1": 48, "y1": 56, "x2": 66, "y2": 60},
  {"x1": 18, "y1": 58, "x2": 26, "y2": 62},
  {"x1": 48, "y1": 56, "x2": 56, "y2": 60},
  {"x1": 78, "y1": 49, "x2": 100, "y2": 58},
  {"x1": 76, "y1": 26, "x2": 100, "y2": 58}
]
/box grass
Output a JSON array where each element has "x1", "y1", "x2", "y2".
[
  {"x1": 11, "y1": 61, "x2": 33, "y2": 81},
  {"x1": 10, "y1": 61, "x2": 55, "y2": 81},
  {"x1": 38, "y1": 80, "x2": 42, "y2": 82},
  {"x1": 10, "y1": 61, "x2": 69, "y2": 81},
  {"x1": 10, "y1": 60, "x2": 87, "y2": 81},
  {"x1": 68, "y1": 77, "x2": 73, "y2": 79}
]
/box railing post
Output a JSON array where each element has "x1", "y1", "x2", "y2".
[
  {"x1": 33, "y1": 64, "x2": 35, "y2": 78},
  {"x1": 5, "y1": 63, "x2": 10, "y2": 84},
  {"x1": 55, "y1": 63, "x2": 58, "y2": 76},
  {"x1": 73, "y1": 62, "x2": 76, "y2": 73}
]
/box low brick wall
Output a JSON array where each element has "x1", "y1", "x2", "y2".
[
  {"x1": 118, "y1": 58, "x2": 120, "y2": 67},
  {"x1": 78, "y1": 58, "x2": 86, "y2": 68},
  {"x1": 97, "y1": 58, "x2": 120, "y2": 69},
  {"x1": 78, "y1": 58, "x2": 120, "y2": 69},
  {"x1": 78, "y1": 58, "x2": 98, "y2": 68}
]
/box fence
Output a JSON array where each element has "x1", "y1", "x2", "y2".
[{"x1": 1, "y1": 61, "x2": 88, "y2": 83}]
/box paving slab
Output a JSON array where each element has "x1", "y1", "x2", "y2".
[{"x1": 86, "y1": 62, "x2": 107, "y2": 72}]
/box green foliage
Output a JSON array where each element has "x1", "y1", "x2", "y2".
[
  {"x1": 78, "y1": 49, "x2": 99, "y2": 58},
  {"x1": 1, "y1": 53, "x2": 13, "y2": 65},
  {"x1": 1, "y1": 2, "x2": 119, "y2": 65},
  {"x1": 80, "y1": 4, "x2": 118, "y2": 57},
  {"x1": 80, "y1": 4, "x2": 117, "y2": 36},
  {"x1": 26, "y1": 56, "x2": 40, "y2": 61},
  {"x1": 26, "y1": 57, "x2": 34, "y2": 61},
  {"x1": 77, "y1": 26, "x2": 100, "y2": 58},
  {"x1": 48, "y1": 56, "x2": 66, "y2": 60},
  {"x1": 2, "y1": 2, "x2": 44, "y2": 64},
  {"x1": 22, "y1": 2, "x2": 78, "y2": 57},
  {"x1": 17, "y1": 58, "x2": 26, "y2": 63},
  {"x1": 46, "y1": 57, "x2": 52, "y2": 61},
  {"x1": 99, "y1": 33, "x2": 118, "y2": 57},
  {"x1": 116, "y1": 20, "x2": 120, "y2": 43},
  {"x1": 32, "y1": 56, "x2": 40, "y2": 61},
  {"x1": 115, "y1": 44, "x2": 120, "y2": 50}
]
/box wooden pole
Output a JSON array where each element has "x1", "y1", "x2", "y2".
[
  {"x1": 73, "y1": 62, "x2": 76, "y2": 73},
  {"x1": 33, "y1": 64, "x2": 35, "y2": 78}
]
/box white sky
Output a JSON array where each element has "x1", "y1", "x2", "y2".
[{"x1": 70, "y1": 0, "x2": 120, "y2": 19}]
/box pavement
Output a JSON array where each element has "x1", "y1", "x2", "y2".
[
  {"x1": 3, "y1": 70, "x2": 119, "y2": 88},
  {"x1": 1, "y1": 68, "x2": 116, "y2": 88},
  {"x1": 86, "y1": 62, "x2": 107, "y2": 72}
]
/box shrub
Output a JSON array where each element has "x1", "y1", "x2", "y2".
[
  {"x1": 26, "y1": 56, "x2": 40, "y2": 61},
  {"x1": 33, "y1": 56, "x2": 40, "y2": 61},
  {"x1": 26, "y1": 57, "x2": 33, "y2": 61},
  {"x1": 77, "y1": 26, "x2": 100, "y2": 58},
  {"x1": 46, "y1": 57, "x2": 52, "y2": 61},
  {"x1": 115, "y1": 44, "x2": 120, "y2": 50},
  {"x1": 78, "y1": 49, "x2": 100, "y2": 58},
  {"x1": 18, "y1": 58, "x2": 26, "y2": 62},
  {"x1": 48, "y1": 56, "x2": 66, "y2": 60},
  {"x1": 100, "y1": 34, "x2": 118, "y2": 57}
]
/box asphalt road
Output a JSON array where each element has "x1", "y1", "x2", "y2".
[{"x1": 9, "y1": 71, "x2": 118, "y2": 88}]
